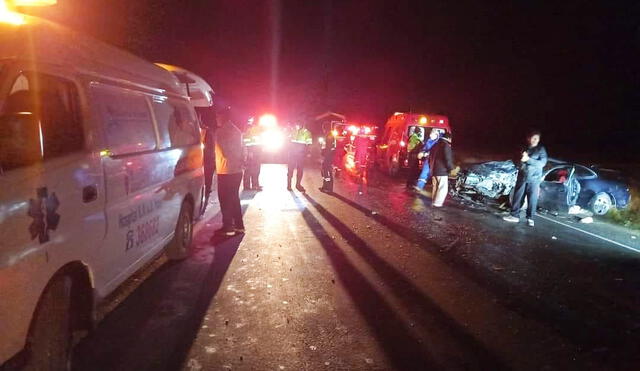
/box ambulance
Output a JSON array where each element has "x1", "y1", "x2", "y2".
[
  {"x1": 375, "y1": 112, "x2": 451, "y2": 176},
  {"x1": 0, "y1": 7, "x2": 205, "y2": 369}
]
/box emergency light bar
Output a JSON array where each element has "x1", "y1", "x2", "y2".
[
  {"x1": 11, "y1": 0, "x2": 57, "y2": 6},
  {"x1": 1, "y1": 0, "x2": 56, "y2": 25}
]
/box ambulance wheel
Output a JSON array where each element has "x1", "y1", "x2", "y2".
[
  {"x1": 166, "y1": 201, "x2": 194, "y2": 260},
  {"x1": 25, "y1": 275, "x2": 73, "y2": 371}
]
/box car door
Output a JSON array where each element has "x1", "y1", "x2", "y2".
[{"x1": 539, "y1": 165, "x2": 578, "y2": 212}]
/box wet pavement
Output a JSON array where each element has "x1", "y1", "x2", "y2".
[{"x1": 73, "y1": 164, "x2": 640, "y2": 371}]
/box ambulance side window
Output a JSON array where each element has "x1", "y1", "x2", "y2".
[
  {"x1": 92, "y1": 86, "x2": 156, "y2": 155},
  {"x1": 0, "y1": 72, "x2": 84, "y2": 171},
  {"x1": 152, "y1": 98, "x2": 200, "y2": 149}
]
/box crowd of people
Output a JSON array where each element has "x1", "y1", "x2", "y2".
[{"x1": 204, "y1": 108, "x2": 548, "y2": 237}]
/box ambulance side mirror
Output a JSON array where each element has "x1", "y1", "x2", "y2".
[{"x1": 0, "y1": 112, "x2": 43, "y2": 173}]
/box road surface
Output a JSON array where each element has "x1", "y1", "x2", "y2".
[{"x1": 73, "y1": 164, "x2": 640, "y2": 371}]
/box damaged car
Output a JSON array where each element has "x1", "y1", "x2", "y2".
[{"x1": 455, "y1": 159, "x2": 631, "y2": 215}]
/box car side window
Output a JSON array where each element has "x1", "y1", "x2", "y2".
[
  {"x1": 92, "y1": 85, "x2": 156, "y2": 155},
  {"x1": 574, "y1": 165, "x2": 597, "y2": 180},
  {"x1": 0, "y1": 72, "x2": 84, "y2": 171},
  {"x1": 152, "y1": 97, "x2": 200, "y2": 149}
]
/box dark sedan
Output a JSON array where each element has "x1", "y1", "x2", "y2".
[{"x1": 456, "y1": 159, "x2": 631, "y2": 215}]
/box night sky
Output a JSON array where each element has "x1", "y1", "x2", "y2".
[{"x1": 29, "y1": 0, "x2": 640, "y2": 161}]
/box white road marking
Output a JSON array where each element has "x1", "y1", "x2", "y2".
[{"x1": 537, "y1": 214, "x2": 640, "y2": 254}]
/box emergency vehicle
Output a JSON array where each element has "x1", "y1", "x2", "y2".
[
  {"x1": 333, "y1": 123, "x2": 377, "y2": 177},
  {"x1": 375, "y1": 112, "x2": 451, "y2": 176},
  {"x1": 0, "y1": 7, "x2": 205, "y2": 369}
]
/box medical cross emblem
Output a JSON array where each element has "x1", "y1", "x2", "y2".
[{"x1": 27, "y1": 187, "x2": 60, "y2": 244}]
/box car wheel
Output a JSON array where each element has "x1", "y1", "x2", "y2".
[
  {"x1": 589, "y1": 192, "x2": 612, "y2": 215},
  {"x1": 25, "y1": 275, "x2": 73, "y2": 371},
  {"x1": 166, "y1": 201, "x2": 194, "y2": 260}
]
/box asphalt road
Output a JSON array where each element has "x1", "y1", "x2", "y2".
[{"x1": 73, "y1": 164, "x2": 640, "y2": 371}]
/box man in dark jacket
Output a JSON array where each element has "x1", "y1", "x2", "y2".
[
  {"x1": 429, "y1": 132, "x2": 454, "y2": 207},
  {"x1": 503, "y1": 130, "x2": 548, "y2": 227}
]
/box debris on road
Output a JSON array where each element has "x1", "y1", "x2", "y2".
[
  {"x1": 552, "y1": 236, "x2": 558, "y2": 240},
  {"x1": 580, "y1": 217, "x2": 594, "y2": 224},
  {"x1": 569, "y1": 205, "x2": 583, "y2": 215}
]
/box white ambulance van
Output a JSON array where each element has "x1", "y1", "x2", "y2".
[{"x1": 0, "y1": 13, "x2": 205, "y2": 369}]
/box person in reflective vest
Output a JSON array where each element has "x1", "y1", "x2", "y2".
[
  {"x1": 287, "y1": 122, "x2": 312, "y2": 192},
  {"x1": 406, "y1": 126, "x2": 425, "y2": 188},
  {"x1": 243, "y1": 121, "x2": 263, "y2": 191}
]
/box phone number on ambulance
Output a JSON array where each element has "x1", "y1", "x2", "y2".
[{"x1": 126, "y1": 216, "x2": 160, "y2": 251}]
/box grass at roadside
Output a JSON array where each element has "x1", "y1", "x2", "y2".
[{"x1": 607, "y1": 185, "x2": 640, "y2": 230}]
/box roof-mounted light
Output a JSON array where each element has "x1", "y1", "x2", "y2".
[
  {"x1": 11, "y1": 0, "x2": 57, "y2": 6},
  {"x1": 0, "y1": 1, "x2": 25, "y2": 24}
]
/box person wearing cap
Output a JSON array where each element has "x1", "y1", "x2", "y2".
[
  {"x1": 428, "y1": 132, "x2": 454, "y2": 207},
  {"x1": 214, "y1": 107, "x2": 245, "y2": 236},
  {"x1": 287, "y1": 122, "x2": 312, "y2": 192}
]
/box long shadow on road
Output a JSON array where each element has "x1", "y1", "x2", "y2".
[
  {"x1": 290, "y1": 193, "x2": 438, "y2": 370},
  {"x1": 327, "y1": 191, "x2": 640, "y2": 366},
  {"x1": 73, "y1": 197, "x2": 256, "y2": 371},
  {"x1": 303, "y1": 193, "x2": 506, "y2": 370}
]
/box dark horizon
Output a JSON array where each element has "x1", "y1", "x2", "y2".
[{"x1": 29, "y1": 0, "x2": 640, "y2": 162}]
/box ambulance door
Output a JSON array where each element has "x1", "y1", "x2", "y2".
[
  {"x1": 0, "y1": 70, "x2": 105, "y2": 353},
  {"x1": 90, "y1": 84, "x2": 167, "y2": 296}
]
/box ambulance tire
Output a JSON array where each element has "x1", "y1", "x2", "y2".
[
  {"x1": 166, "y1": 201, "x2": 194, "y2": 260},
  {"x1": 25, "y1": 275, "x2": 73, "y2": 371}
]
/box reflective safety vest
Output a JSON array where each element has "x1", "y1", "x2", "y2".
[
  {"x1": 244, "y1": 125, "x2": 263, "y2": 147},
  {"x1": 290, "y1": 127, "x2": 312, "y2": 145},
  {"x1": 407, "y1": 133, "x2": 423, "y2": 152}
]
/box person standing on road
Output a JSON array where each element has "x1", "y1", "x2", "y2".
[
  {"x1": 287, "y1": 122, "x2": 312, "y2": 192},
  {"x1": 198, "y1": 108, "x2": 217, "y2": 204},
  {"x1": 405, "y1": 127, "x2": 424, "y2": 188},
  {"x1": 354, "y1": 129, "x2": 371, "y2": 195},
  {"x1": 503, "y1": 130, "x2": 548, "y2": 227},
  {"x1": 319, "y1": 127, "x2": 337, "y2": 193},
  {"x1": 415, "y1": 129, "x2": 441, "y2": 191},
  {"x1": 243, "y1": 119, "x2": 263, "y2": 191},
  {"x1": 429, "y1": 132, "x2": 454, "y2": 207},
  {"x1": 214, "y1": 107, "x2": 245, "y2": 236}
]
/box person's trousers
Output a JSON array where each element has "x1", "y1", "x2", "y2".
[
  {"x1": 288, "y1": 148, "x2": 305, "y2": 185},
  {"x1": 244, "y1": 148, "x2": 262, "y2": 189},
  {"x1": 432, "y1": 175, "x2": 449, "y2": 206},
  {"x1": 416, "y1": 163, "x2": 431, "y2": 189},
  {"x1": 510, "y1": 178, "x2": 540, "y2": 219},
  {"x1": 321, "y1": 152, "x2": 335, "y2": 192},
  {"x1": 406, "y1": 154, "x2": 420, "y2": 186},
  {"x1": 217, "y1": 173, "x2": 244, "y2": 229}
]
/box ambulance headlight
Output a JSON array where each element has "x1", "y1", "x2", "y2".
[{"x1": 262, "y1": 129, "x2": 285, "y2": 152}]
